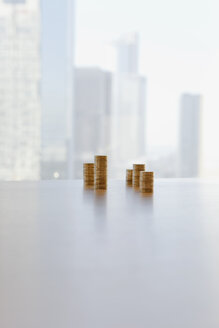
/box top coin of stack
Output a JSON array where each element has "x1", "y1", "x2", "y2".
[
  {"x1": 95, "y1": 155, "x2": 107, "y2": 190},
  {"x1": 133, "y1": 164, "x2": 145, "y2": 188},
  {"x1": 126, "y1": 169, "x2": 133, "y2": 186},
  {"x1": 83, "y1": 163, "x2": 94, "y2": 188},
  {"x1": 140, "y1": 171, "x2": 154, "y2": 193}
]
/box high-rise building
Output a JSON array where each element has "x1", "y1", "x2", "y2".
[
  {"x1": 0, "y1": 0, "x2": 74, "y2": 181},
  {"x1": 111, "y1": 74, "x2": 146, "y2": 158},
  {"x1": 74, "y1": 67, "x2": 112, "y2": 178},
  {"x1": 115, "y1": 32, "x2": 139, "y2": 74},
  {"x1": 0, "y1": 0, "x2": 41, "y2": 180},
  {"x1": 111, "y1": 33, "x2": 146, "y2": 177},
  {"x1": 178, "y1": 94, "x2": 202, "y2": 177},
  {"x1": 40, "y1": 0, "x2": 74, "y2": 180}
]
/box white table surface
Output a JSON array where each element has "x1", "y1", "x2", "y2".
[{"x1": 0, "y1": 179, "x2": 219, "y2": 328}]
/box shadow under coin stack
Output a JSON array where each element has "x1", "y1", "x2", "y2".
[
  {"x1": 133, "y1": 164, "x2": 145, "y2": 189},
  {"x1": 140, "y1": 171, "x2": 154, "y2": 193},
  {"x1": 126, "y1": 169, "x2": 133, "y2": 186},
  {"x1": 83, "y1": 163, "x2": 94, "y2": 188},
  {"x1": 95, "y1": 156, "x2": 107, "y2": 190}
]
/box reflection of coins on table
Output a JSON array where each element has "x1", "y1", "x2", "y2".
[
  {"x1": 126, "y1": 169, "x2": 133, "y2": 186},
  {"x1": 133, "y1": 164, "x2": 145, "y2": 189},
  {"x1": 140, "y1": 171, "x2": 154, "y2": 193},
  {"x1": 95, "y1": 155, "x2": 107, "y2": 190},
  {"x1": 83, "y1": 163, "x2": 94, "y2": 188}
]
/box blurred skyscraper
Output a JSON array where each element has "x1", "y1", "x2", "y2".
[
  {"x1": 74, "y1": 67, "x2": 112, "y2": 178},
  {"x1": 0, "y1": 0, "x2": 41, "y2": 180},
  {"x1": 178, "y1": 94, "x2": 202, "y2": 177},
  {"x1": 41, "y1": 0, "x2": 74, "y2": 180},
  {"x1": 111, "y1": 32, "x2": 147, "y2": 177},
  {"x1": 0, "y1": 0, "x2": 74, "y2": 181},
  {"x1": 73, "y1": 33, "x2": 146, "y2": 179},
  {"x1": 115, "y1": 32, "x2": 139, "y2": 74}
]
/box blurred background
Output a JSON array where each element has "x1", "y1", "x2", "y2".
[{"x1": 0, "y1": 0, "x2": 219, "y2": 180}]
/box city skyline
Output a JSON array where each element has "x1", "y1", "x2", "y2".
[
  {"x1": 75, "y1": 0, "x2": 219, "y2": 177},
  {"x1": 0, "y1": 0, "x2": 218, "y2": 180}
]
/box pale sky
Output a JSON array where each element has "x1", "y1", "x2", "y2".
[{"x1": 75, "y1": 0, "x2": 219, "y2": 176}]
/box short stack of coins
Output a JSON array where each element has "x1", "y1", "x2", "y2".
[
  {"x1": 133, "y1": 164, "x2": 145, "y2": 189},
  {"x1": 140, "y1": 171, "x2": 154, "y2": 193},
  {"x1": 126, "y1": 169, "x2": 133, "y2": 186},
  {"x1": 83, "y1": 163, "x2": 94, "y2": 188},
  {"x1": 95, "y1": 155, "x2": 107, "y2": 190}
]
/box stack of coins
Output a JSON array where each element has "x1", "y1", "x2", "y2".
[
  {"x1": 133, "y1": 164, "x2": 145, "y2": 189},
  {"x1": 95, "y1": 155, "x2": 107, "y2": 190},
  {"x1": 83, "y1": 163, "x2": 94, "y2": 188},
  {"x1": 140, "y1": 171, "x2": 154, "y2": 193},
  {"x1": 126, "y1": 169, "x2": 133, "y2": 186}
]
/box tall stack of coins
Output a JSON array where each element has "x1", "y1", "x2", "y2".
[
  {"x1": 140, "y1": 171, "x2": 154, "y2": 193},
  {"x1": 83, "y1": 163, "x2": 94, "y2": 188},
  {"x1": 133, "y1": 164, "x2": 145, "y2": 188},
  {"x1": 95, "y1": 155, "x2": 107, "y2": 190},
  {"x1": 126, "y1": 169, "x2": 133, "y2": 186}
]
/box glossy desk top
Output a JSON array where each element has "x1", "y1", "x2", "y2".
[{"x1": 0, "y1": 180, "x2": 219, "y2": 328}]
